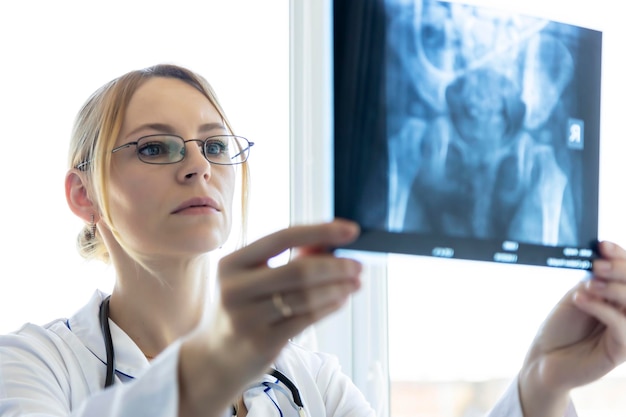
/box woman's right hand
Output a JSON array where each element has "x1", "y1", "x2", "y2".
[{"x1": 178, "y1": 219, "x2": 362, "y2": 416}]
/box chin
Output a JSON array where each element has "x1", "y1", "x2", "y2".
[
  {"x1": 159, "y1": 223, "x2": 231, "y2": 255},
  {"x1": 197, "y1": 231, "x2": 229, "y2": 253}
]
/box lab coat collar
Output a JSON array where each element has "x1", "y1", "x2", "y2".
[{"x1": 67, "y1": 290, "x2": 150, "y2": 379}]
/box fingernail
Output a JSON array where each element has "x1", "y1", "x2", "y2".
[
  {"x1": 349, "y1": 259, "x2": 363, "y2": 274},
  {"x1": 573, "y1": 289, "x2": 589, "y2": 304},
  {"x1": 586, "y1": 278, "x2": 607, "y2": 291},
  {"x1": 602, "y1": 241, "x2": 615, "y2": 254},
  {"x1": 340, "y1": 221, "x2": 360, "y2": 239}
]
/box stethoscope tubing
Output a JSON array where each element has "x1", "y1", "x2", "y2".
[
  {"x1": 99, "y1": 295, "x2": 115, "y2": 388},
  {"x1": 99, "y1": 295, "x2": 304, "y2": 413}
]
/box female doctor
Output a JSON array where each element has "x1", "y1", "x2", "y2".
[{"x1": 0, "y1": 63, "x2": 625, "y2": 417}]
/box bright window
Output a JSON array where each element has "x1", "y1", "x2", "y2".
[
  {"x1": 291, "y1": 1, "x2": 626, "y2": 416},
  {"x1": 382, "y1": 1, "x2": 626, "y2": 415}
]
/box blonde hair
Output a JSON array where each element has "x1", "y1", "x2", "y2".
[{"x1": 68, "y1": 64, "x2": 250, "y2": 263}]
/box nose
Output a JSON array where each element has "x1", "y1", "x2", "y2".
[{"x1": 178, "y1": 140, "x2": 212, "y2": 182}]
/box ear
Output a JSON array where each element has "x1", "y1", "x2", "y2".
[{"x1": 65, "y1": 169, "x2": 98, "y2": 223}]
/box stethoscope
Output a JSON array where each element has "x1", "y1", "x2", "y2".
[{"x1": 99, "y1": 295, "x2": 306, "y2": 416}]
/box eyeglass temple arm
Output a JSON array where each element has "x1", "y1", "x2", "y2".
[{"x1": 231, "y1": 141, "x2": 255, "y2": 160}]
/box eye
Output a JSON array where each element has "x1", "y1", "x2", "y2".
[
  {"x1": 205, "y1": 139, "x2": 228, "y2": 156},
  {"x1": 135, "y1": 135, "x2": 184, "y2": 163},
  {"x1": 138, "y1": 141, "x2": 169, "y2": 158}
]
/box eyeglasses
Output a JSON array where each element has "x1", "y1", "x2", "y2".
[
  {"x1": 76, "y1": 134, "x2": 253, "y2": 170},
  {"x1": 113, "y1": 134, "x2": 253, "y2": 165}
]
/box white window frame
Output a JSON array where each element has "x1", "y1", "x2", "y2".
[{"x1": 289, "y1": 1, "x2": 390, "y2": 415}]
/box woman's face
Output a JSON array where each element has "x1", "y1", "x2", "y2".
[{"x1": 106, "y1": 77, "x2": 235, "y2": 259}]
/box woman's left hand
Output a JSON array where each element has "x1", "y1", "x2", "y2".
[{"x1": 519, "y1": 240, "x2": 626, "y2": 417}]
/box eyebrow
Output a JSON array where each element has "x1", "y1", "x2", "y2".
[{"x1": 125, "y1": 122, "x2": 228, "y2": 139}]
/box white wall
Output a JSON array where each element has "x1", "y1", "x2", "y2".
[{"x1": 0, "y1": 0, "x2": 290, "y2": 333}]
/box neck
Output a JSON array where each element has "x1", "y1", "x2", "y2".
[{"x1": 107, "y1": 254, "x2": 212, "y2": 359}]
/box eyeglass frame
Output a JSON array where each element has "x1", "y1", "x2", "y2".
[{"x1": 76, "y1": 134, "x2": 254, "y2": 170}]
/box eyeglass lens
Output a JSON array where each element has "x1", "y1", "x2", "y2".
[{"x1": 136, "y1": 135, "x2": 250, "y2": 165}]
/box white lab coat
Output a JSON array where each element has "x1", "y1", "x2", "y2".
[{"x1": 0, "y1": 290, "x2": 573, "y2": 416}]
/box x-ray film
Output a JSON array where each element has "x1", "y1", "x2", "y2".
[{"x1": 333, "y1": 0, "x2": 601, "y2": 269}]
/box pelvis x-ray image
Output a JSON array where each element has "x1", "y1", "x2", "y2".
[{"x1": 333, "y1": 0, "x2": 601, "y2": 268}]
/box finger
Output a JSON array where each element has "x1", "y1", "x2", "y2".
[
  {"x1": 267, "y1": 283, "x2": 357, "y2": 340},
  {"x1": 598, "y1": 241, "x2": 626, "y2": 261},
  {"x1": 225, "y1": 281, "x2": 358, "y2": 335},
  {"x1": 592, "y1": 257, "x2": 626, "y2": 282},
  {"x1": 236, "y1": 281, "x2": 358, "y2": 326},
  {"x1": 231, "y1": 297, "x2": 352, "y2": 361},
  {"x1": 257, "y1": 255, "x2": 362, "y2": 297},
  {"x1": 584, "y1": 278, "x2": 626, "y2": 308},
  {"x1": 222, "y1": 255, "x2": 362, "y2": 306},
  {"x1": 592, "y1": 241, "x2": 626, "y2": 282},
  {"x1": 573, "y1": 289, "x2": 626, "y2": 364},
  {"x1": 269, "y1": 280, "x2": 360, "y2": 323},
  {"x1": 220, "y1": 219, "x2": 360, "y2": 271}
]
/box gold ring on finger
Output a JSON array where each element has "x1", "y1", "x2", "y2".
[{"x1": 272, "y1": 292, "x2": 293, "y2": 318}]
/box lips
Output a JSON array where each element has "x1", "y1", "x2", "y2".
[{"x1": 172, "y1": 197, "x2": 220, "y2": 214}]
